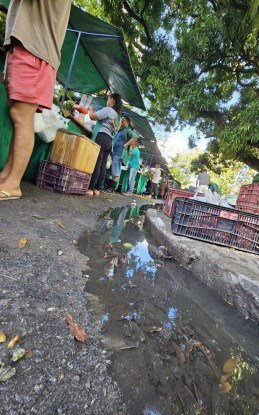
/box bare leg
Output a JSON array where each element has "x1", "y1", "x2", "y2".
[
  {"x1": 0, "y1": 101, "x2": 37, "y2": 198},
  {"x1": 0, "y1": 141, "x2": 13, "y2": 183}
]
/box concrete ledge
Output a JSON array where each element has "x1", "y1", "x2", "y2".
[{"x1": 145, "y1": 209, "x2": 259, "y2": 324}]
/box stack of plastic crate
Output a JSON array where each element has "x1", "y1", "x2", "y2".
[
  {"x1": 236, "y1": 183, "x2": 259, "y2": 215},
  {"x1": 37, "y1": 160, "x2": 91, "y2": 195},
  {"x1": 163, "y1": 188, "x2": 194, "y2": 217},
  {"x1": 171, "y1": 197, "x2": 259, "y2": 255}
]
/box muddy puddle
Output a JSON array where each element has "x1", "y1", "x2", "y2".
[{"x1": 78, "y1": 205, "x2": 259, "y2": 415}]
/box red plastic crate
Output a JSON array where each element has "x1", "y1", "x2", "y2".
[
  {"x1": 164, "y1": 188, "x2": 194, "y2": 217},
  {"x1": 36, "y1": 161, "x2": 91, "y2": 195},
  {"x1": 172, "y1": 198, "x2": 259, "y2": 255},
  {"x1": 236, "y1": 183, "x2": 259, "y2": 214}
]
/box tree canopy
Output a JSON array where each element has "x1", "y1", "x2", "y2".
[
  {"x1": 75, "y1": 0, "x2": 259, "y2": 171},
  {"x1": 170, "y1": 150, "x2": 255, "y2": 194}
]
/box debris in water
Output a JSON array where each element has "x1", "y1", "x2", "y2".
[
  {"x1": 126, "y1": 283, "x2": 138, "y2": 289},
  {"x1": 8, "y1": 335, "x2": 20, "y2": 349},
  {"x1": 0, "y1": 366, "x2": 16, "y2": 382},
  {"x1": 66, "y1": 314, "x2": 88, "y2": 343},
  {"x1": 223, "y1": 358, "x2": 236, "y2": 374},
  {"x1": 219, "y1": 380, "x2": 232, "y2": 394},
  {"x1": 57, "y1": 220, "x2": 66, "y2": 229},
  {"x1": 123, "y1": 242, "x2": 133, "y2": 249},
  {"x1": 0, "y1": 331, "x2": 6, "y2": 343},
  {"x1": 112, "y1": 257, "x2": 119, "y2": 267},
  {"x1": 12, "y1": 348, "x2": 26, "y2": 362},
  {"x1": 172, "y1": 341, "x2": 186, "y2": 364},
  {"x1": 147, "y1": 326, "x2": 163, "y2": 333},
  {"x1": 18, "y1": 238, "x2": 27, "y2": 248}
]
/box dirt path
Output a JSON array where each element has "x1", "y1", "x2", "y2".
[{"x1": 0, "y1": 181, "x2": 153, "y2": 415}]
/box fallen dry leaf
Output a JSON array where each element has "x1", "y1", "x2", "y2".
[
  {"x1": 223, "y1": 358, "x2": 236, "y2": 374},
  {"x1": 112, "y1": 257, "x2": 119, "y2": 267},
  {"x1": 12, "y1": 348, "x2": 26, "y2": 362},
  {"x1": 139, "y1": 332, "x2": 146, "y2": 343},
  {"x1": 32, "y1": 215, "x2": 45, "y2": 220},
  {"x1": 0, "y1": 366, "x2": 16, "y2": 382},
  {"x1": 172, "y1": 341, "x2": 186, "y2": 364},
  {"x1": 66, "y1": 314, "x2": 88, "y2": 343},
  {"x1": 8, "y1": 335, "x2": 20, "y2": 349},
  {"x1": 148, "y1": 326, "x2": 163, "y2": 333},
  {"x1": 219, "y1": 381, "x2": 232, "y2": 394},
  {"x1": 18, "y1": 238, "x2": 27, "y2": 249},
  {"x1": 57, "y1": 220, "x2": 66, "y2": 229},
  {"x1": 0, "y1": 332, "x2": 6, "y2": 343},
  {"x1": 25, "y1": 350, "x2": 34, "y2": 358}
]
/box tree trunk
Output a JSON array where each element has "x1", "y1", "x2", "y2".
[{"x1": 238, "y1": 153, "x2": 259, "y2": 171}]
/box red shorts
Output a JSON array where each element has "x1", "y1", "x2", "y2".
[{"x1": 5, "y1": 45, "x2": 57, "y2": 110}]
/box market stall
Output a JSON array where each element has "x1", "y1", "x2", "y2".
[
  {"x1": 90, "y1": 96, "x2": 167, "y2": 194},
  {"x1": 0, "y1": 3, "x2": 146, "y2": 187}
]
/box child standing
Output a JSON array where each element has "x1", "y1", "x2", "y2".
[{"x1": 125, "y1": 142, "x2": 140, "y2": 196}]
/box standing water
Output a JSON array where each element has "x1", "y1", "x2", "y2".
[{"x1": 78, "y1": 205, "x2": 259, "y2": 415}]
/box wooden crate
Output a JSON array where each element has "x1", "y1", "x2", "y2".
[{"x1": 51, "y1": 129, "x2": 100, "y2": 174}]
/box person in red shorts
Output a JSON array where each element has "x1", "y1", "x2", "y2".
[{"x1": 0, "y1": 0, "x2": 72, "y2": 200}]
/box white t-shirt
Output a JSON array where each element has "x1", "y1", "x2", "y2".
[
  {"x1": 95, "y1": 107, "x2": 118, "y2": 137},
  {"x1": 150, "y1": 168, "x2": 162, "y2": 184}
]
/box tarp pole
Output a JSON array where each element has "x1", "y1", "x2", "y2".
[
  {"x1": 61, "y1": 31, "x2": 82, "y2": 105},
  {"x1": 67, "y1": 28, "x2": 120, "y2": 39}
]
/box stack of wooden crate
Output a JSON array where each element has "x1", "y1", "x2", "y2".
[{"x1": 37, "y1": 130, "x2": 100, "y2": 194}]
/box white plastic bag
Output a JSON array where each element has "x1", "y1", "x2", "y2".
[
  {"x1": 36, "y1": 104, "x2": 69, "y2": 143},
  {"x1": 84, "y1": 113, "x2": 96, "y2": 132}
]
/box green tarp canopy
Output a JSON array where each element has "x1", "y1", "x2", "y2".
[{"x1": 0, "y1": 2, "x2": 145, "y2": 110}]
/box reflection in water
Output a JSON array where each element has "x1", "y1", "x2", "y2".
[
  {"x1": 143, "y1": 409, "x2": 162, "y2": 415},
  {"x1": 101, "y1": 313, "x2": 110, "y2": 324},
  {"x1": 78, "y1": 205, "x2": 259, "y2": 415},
  {"x1": 126, "y1": 240, "x2": 158, "y2": 280}
]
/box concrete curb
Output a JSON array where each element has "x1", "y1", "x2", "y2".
[{"x1": 145, "y1": 209, "x2": 259, "y2": 324}]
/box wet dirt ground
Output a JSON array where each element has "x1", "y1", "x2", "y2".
[{"x1": 78, "y1": 206, "x2": 259, "y2": 415}]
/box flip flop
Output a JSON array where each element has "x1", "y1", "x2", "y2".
[{"x1": 0, "y1": 190, "x2": 21, "y2": 201}]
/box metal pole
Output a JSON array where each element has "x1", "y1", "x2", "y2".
[
  {"x1": 61, "y1": 31, "x2": 82, "y2": 105},
  {"x1": 67, "y1": 28, "x2": 120, "y2": 39}
]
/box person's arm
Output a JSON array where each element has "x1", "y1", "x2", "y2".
[
  {"x1": 124, "y1": 129, "x2": 139, "y2": 149},
  {"x1": 89, "y1": 106, "x2": 110, "y2": 121},
  {"x1": 124, "y1": 137, "x2": 138, "y2": 149}
]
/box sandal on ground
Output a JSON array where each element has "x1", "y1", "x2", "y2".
[
  {"x1": 93, "y1": 190, "x2": 100, "y2": 196},
  {"x1": 0, "y1": 190, "x2": 21, "y2": 201},
  {"x1": 85, "y1": 190, "x2": 94, "y2": 196}
]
